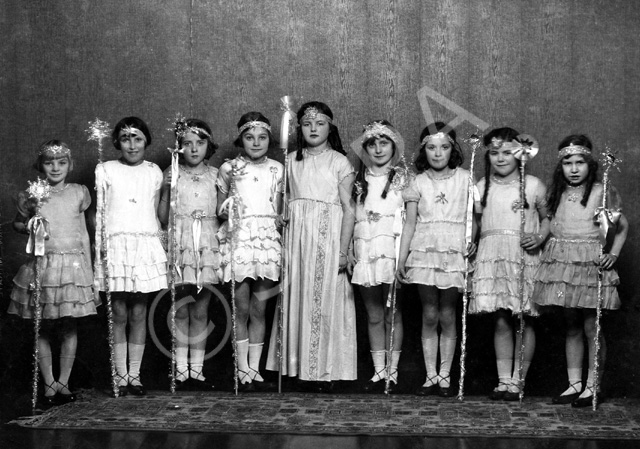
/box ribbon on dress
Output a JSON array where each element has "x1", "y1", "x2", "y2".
[
  {"x1": 190, "y1": 209, "x2": 206, "y2": 292},
  {"x1": 26, "y1": 215, "x2": 49, "y2": 256},
  {"x1": 594, "y1": 207, "x2": 621, "y2": 249}
]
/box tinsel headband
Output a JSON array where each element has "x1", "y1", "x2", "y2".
[
  {"x1": 363, "y1": 122, "x2": 400, "y2": 146},
  {"x1": 237, "y1": 120, "x2": 272, "y2": 136},
  {"x1": 185, "y1": 126, "x2": 211, "y2": 139},
  {"x1": 300, "y1": 106, "x2": 333, "y2": 124},
  {"x1": 486, "y1": 137, "x2": 519, "y2": 151},
  {"x1": 420, "y1": 131, "x2": 454, "y2": 147},
  {"x1": 38, "y1": 145, "x2": 71, "y2": 157},
  {"x1": 119, "y1": 126, "x2": 147, "y2": 143},
  {"x1": 558, "y1": 144, "x2": 591, "y2": 159}
]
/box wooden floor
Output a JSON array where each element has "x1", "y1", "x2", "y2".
[{"x1": 2, "y1": 425, "x2": 640, "y2": 449}]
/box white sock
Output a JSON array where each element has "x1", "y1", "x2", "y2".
[
  {"x1": 561, "y1": 368, "x2": 582, "y2": 396},
  {"x1": 236, "y1": 339, "x2": 251, "y2": 384},
  {"x1": 128, "y1": 343, "x2": 145, "y2": 385},
  {"x1": 370, "y1": 350, "x2": 386, "y2": 382},
  {"x1": 422, "y1": 337, "x2": 439, "y2": 386},
  {"x1": 176, "y1": 346, "x2": 189, "y2": 381},
  {"x1": 510, "y1": 361, "x2": 530, "y2": 392},
  {"x1": 248, "y1": 343, "x2": 264, "y2": 382},
  {"x1": 496, "y1": 358, "x2": 512, "y2": 391},
  {"x1": 114, "y1": 342, "x2": 128, "y2": 386},
  {"x1": 438, "y1": 337, "x2": 456, "y2": 387},
  {"x1": 389, "y1": 350, "x2": 401, "y2": 384},
  {"x1": 579, "y1": 369, "x2": 596, "y2": 398},
  {"x1": 190, "y1": 348, "x2": 206, "y2": 381}
]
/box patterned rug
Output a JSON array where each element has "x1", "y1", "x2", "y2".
[{"x1": 10, "y1": 390, "x2": 640, "y2": 440}]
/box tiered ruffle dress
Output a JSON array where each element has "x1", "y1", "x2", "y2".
[
  {"x1": 403, "y1": 168, "x2": 471, "y2": 290},
  {"x1": 9, "y1": 184, "x2": 99, "y2": 319},
  {"x1": 469, "y1": 175, "x2": 546, "y2": 315},
  {"x1": 351, "y1": 170, "x2": 405, "y2": 287},
  {"x1": 266, "y1": 149, "x2": 357, "y2": 381},
  {"x1": 169, "y1": 164, "x2": 222, "y2": 286},
  {"x1": 94, "y1": 160, "x2": 168, "y2": 293},
  {"x1": 533, "y1": 183, "x2": 621, "y2": 310},
  {"x1": 217, "y1": 156, "x2": 283, "y2": 282}
]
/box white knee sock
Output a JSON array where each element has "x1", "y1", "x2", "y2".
[
  {"x1": 496, "y1": 358, "x2": 512, "y2": 390},
  {"x1": 190, "y1": 348, "x2": 206, "y2": 381},
  {"x1": 248, "y1": 343, "x2": 264, "y2": 382},
  {"x1": 438, "y1": 337, "x2": 456, "y2": 387},
  {"x1": 370, "y1": 350, "x2": 386, "y2": 382},
  {"x1": 128, "y1": 343, "x2": 145, "y2": 385},
  {"x1": 389, "y1": 350, "x2": 401, "y2": 384},
  {"x1": 176, "y1": 346, "x2": 189, "y2": 381},
  {"x1": 422, "y1": 337, "x2": 439, "y2": 386},
  {"x1": 114, "y1": 342, "x2": 128, "y2": 386},
  {"x1": 236, "y1": 339, "x2": 251, "y2": 384}
]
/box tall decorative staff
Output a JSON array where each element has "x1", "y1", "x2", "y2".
[
  {"x1": 220, "y1": 157, "x2": 248, "y2": 395},
  {"x1": 512, "y1": 134, "x2": 539, "y2": 403},
  {"x1": 277, "y1": 95, "x2": 293, "y2": 394},
  {"x1": 26, "y1": 178, "x2": 52, "y2": 412},
  {"x1": 592, "y1": 146, "x2": 621, "y2": 411},
  {"x1": 87, "y1": 118, "x2": 120, "y2": 398},
  {"x1": 457, "y1": 132, "x2": 482, "y2": 401},
  {"x1": 166, "y1": 113, "x2": 188, "y2": 393}
]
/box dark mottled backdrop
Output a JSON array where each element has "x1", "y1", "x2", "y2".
[{"x1": 1, "y1": 0, "x2": 639, "y2": 413}]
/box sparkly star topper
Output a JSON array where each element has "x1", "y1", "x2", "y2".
[
  {"x1": 86, "y1": 118, "x2": 110, "y2": 143},
  {"x1": 601, "y1": 144, "x2": 622, "y2": 173},
  {"x1": 27, "y1": 177, "x2": 52, "y2": 203}
]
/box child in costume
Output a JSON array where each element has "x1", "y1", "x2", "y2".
[
  {"x1": 95, "y1": 117, "x2": 168, "y2": 396},
  {"x1": 533, "y1": 135, "x2": 628, "y2": 407},
  {"x1": 217, "y1": 112, "x2": 283, "y2": 392},
  {"x1": 10, "y1": 140, "x2": 99, "y2": 406},
  {"x1": 266, "y1": 101, "x2": 357, "y2": 392},
  {"x1": 397, "y1": 122, "x2": 477, "y2": 397},
  {"x1": 351, "y1": 120, "x2": 408, "y2": 393},
  {"x1": 469, "y1": 127, "x2": 549, "y2": 401},
  {"x1": 159, "y1": 119, "x2": 220, "y2": 390}
]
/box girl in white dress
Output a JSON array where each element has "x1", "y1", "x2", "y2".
[
  {"x1": 397, "y1": 122, "x2": 476, "y2": 397},
  {"x1": 469, "y1": 127, "x2": 549, "y2": 401},
  {"x1": 217, "y1": 112, "x2": 283, "y2": 391},
  {"x1": 95, "y1": 117, "x2": 168, "y2": 396},
  {"x1": 266, "y1": 101, "x2": 356, "y2": 392},
  {"x1": 10, "y1": 141, "x2": 98, "y2": 406},
  {"x1": 351, "y1": 120, "x2": 407, "y2": 393},
  {"x1": 159, "y1": 119, "x2": 221, "y2": 391}
]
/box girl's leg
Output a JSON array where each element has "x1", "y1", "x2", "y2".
[
  {"x1": 577, "y1": 309, "x2": 605, "y2": 400},
  {"x1": 491, "y1": 309, "x2": 514, "y2": 398},
  {"x1": 248, "y1": 279, "x2": 278, "y2": 382},
  {"x1": 509, "y1": 316, "x2": 536, "y2": 395},
  {"x1": 58, "y1": 318, "x2": 78, "y2": 400},
  {"x1": 234, "y1": 281, "x2": 252, "y2": 384},
  {"x1": 360, "y1": 285, "x2": 387, "y2": 384},
  {"x1": 38, "y1": 329, "x2": 57, "y2": 401},
  {"x1": 554, "y1": 309, "x2": 584, "y2": 401},
  {"x1": 127, "y1": 293, "x2": 148, "y2": 393},
  {"x1": 111, "y1": 293, "x2": 129, "y2": 389},
  {"x1": 417, "y1": 285, "x2": 440, "y2": 393},
  {"x1": 384, "y1": 284, "x2": 403, "y2": 385},
  {"x1": 437, "y1": 288, "x2": 458, "y2": 392},
  {"x1": 174, "y1": 286, "x2": 191, "y2": 383},
  {"x1": 189, "y1": 288, "x2": 212, "y2": 384}
]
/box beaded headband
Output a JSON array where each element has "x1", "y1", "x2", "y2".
[
  {"x1": 119, "y1": 126, "x2": 147, "y2": 142},
  {"x1": 363, "y1": 122, "x2": 399, "y2": 145},
  {"x1": 238, "y1": 120, "x2": 272, "y2": 135},
  {"x1": 300, "y1": 106, "x2": 333, "y2": 124},
  {"x1": 39, "y1": 144, "x2": 71, "y2": 157},
  {"x1": 420, "y1": 131, "x2": 454, "y2": 147},
  {"x1": 558, "y1": 144, "x2": 591, "y2": 159}
]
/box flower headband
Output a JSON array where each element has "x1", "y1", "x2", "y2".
[
  {"x1": 119, "y1": 126, "x2": 147, "y2": 142},
  {"x1": 487, "y1": 137, "x2": 519, "y2": 151},
  {"x1": 39, "y1": 144, "x2": 71, "y2": 157},
  {"x1": 238, "y1": 120, "x2": 272, "y2": 135},
  {"x1": 300, "y1": 106, "x2": 333, "y2": 124},
  {"x1": 558, "y1": 144, "x2": 591, "y2": 159},
  {"x1": 420, "y1": 131, "x2": 454, "y2": 147}
]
